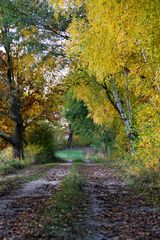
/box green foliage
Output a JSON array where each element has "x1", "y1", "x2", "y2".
[
  {"x1": 8, "y1": 160, "x2": 22, "y2": 170},
  {"x1": 64, "y1": 92, "x2": 117, "y2": 152},
  {"x1": 25, "y1": 144, "x2": 44, "y2": 163},
  {"x1": 66, "y1": 0, "x2": 160, "y2": 175},
  {"x1": 26, "y1": 121, "x2": 57, "y2": 164},
  {"x1": 65, "y1": 93, "x2": 96, "y2": 144},
  {"x1": 0, "y1": 147, "x2": 30, "y2": 174}
]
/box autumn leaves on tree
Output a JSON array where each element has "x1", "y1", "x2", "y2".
[
  {"x1": 66, "y1": 0, "x2": 160, "y2": 167},
  {"x1": 0, "y1": 0, "x2": 68, "y2": 158},
  {"x1": 0, "y1": 0, "x2": 159, "y2": 169}
]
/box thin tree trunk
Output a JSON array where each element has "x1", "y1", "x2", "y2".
[
  {"x1": 124, "y1": 68, "x2": 132, "y2": 127},
  {"x1": 110, "y1": 76, "x2": 134, "y2": 140},
  {"x1": 67, "y1": 125, "x2": 73, "y2": 149}
]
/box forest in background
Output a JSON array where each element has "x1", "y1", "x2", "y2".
[{"x1": 0, "y1": 0, "x2": 160, "y2": 185}]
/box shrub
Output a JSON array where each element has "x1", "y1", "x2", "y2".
[
  {"x1": 27, "y1": 121, "x2": 57, "y2": 164},
  {"x1": 9, "y1": 159, "x2": 22, "y2": 170},
  {"x1": 0, "y1": 163, "x2": 14, "y2": 175},
  {"x1": 25, "y1": 144, "x2": 44, "y2": 163},
  {"x1": 0, "y1": 147, "x2": 31, "y2": 175}
]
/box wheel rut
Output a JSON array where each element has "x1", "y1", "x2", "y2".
[
  {"x1": 83, "y1": 165, "x2": 160, "y2": 240},
  {"x1": 0, "y1": 165, "x2": 69, "y2": 239}
]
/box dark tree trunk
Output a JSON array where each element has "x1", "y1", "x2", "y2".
[
  {"x1": 13, "y1": 123, "x2": 24, "y2": 159},
  {"x1": 3, "y1": 27, "x2": 24, "y2": 160},
  {"x1": 11, "y1": 92, "x2": 24, "y2": 159},
  {"x1": 0, "y1": 126, "x2": 24, "y2": 160},
  {"x1": 67, "y1": 125, "x2": 73, "y2": 149}
]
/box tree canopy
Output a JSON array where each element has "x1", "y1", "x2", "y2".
[
  {"x1": 0, "y1": 0, "x2": 159, "y2": 170},
  {"x1": 0, "y1": 0, "x2": 69, "y2": 158},
  {"x1": 65, "y1": 0, "x2": 160, "y2": 166}
]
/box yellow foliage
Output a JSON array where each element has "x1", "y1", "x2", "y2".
[
  {"x1": 21, "y1": 27, "x2": 38, "y2": 38},
  {"x1": 67, "y1": 0, "x2": 160, "y2": 169}
]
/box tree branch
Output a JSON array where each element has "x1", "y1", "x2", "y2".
[
  {"x1": 16, "y1": 9, "x2": 70, "y2": 40},
  {"x1": 100, "y1": 82, "x2": 120, "y2": 113},
  {"x1": 0, "y1": 131, "x2": 14, "y2": 145}
]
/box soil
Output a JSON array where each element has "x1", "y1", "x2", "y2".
[
  {"x1": 0, "y1": 164, "x2": 160, "y2": 240},
  {"x1": 0, "y1": 165, "x2": 69, "y2": 239}
]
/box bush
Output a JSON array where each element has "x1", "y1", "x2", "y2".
[
  {"x1": 25, "y1": 144, "x2": 43, "y2": 163},
  {"x1": 125, "y1": 158, "x2": 160, "y2": 186},
  {"x1": 0, "y1": 146, "x2": 13, "y2": 163},
  {"x1": 9, "y1": 159, "x2": 22, "y2": 169},
  {"x1": 26, "y1": 121, "x2": 57, "y2": 164},
  {"x1": 0, "y1": 163, "x2": 14, "y2": 175},
  {"x1": 0, "y1": 147, "x2": 32, "y2": 175}
]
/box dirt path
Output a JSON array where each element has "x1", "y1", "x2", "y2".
[
  {"x1": 0, "y1": 164, "x2": 160, "y2": 239},
  {"x1": 0, "y1": 164, "x2": 70, "y2": 239},
  {"x1": 83, "y1": 165, "x2": 160, "y2": 240}
]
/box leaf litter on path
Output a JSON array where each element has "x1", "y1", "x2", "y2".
[
  {"x1": 0, "y1": 165, "x2": 69, "y2": 239},
  {"x1": 0, "y1": 164, "x2": 160, "y2": 240},
  {"x1": 82, "y1": 165, "x2": 160, "y2": 240}
]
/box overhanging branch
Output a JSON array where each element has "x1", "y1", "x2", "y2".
[
  {"x1": 0, "y1": 131, "x2": 14, "y2": 145},
  {"x1": 100, "y1": 82, "x2": 120, "y2": 114}
]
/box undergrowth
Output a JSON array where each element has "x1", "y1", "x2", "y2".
[
  {"x1": 85, "y1": 148, "x2": 160, "y2": 205},
  {"x1": 0, "y1": 157, "x2": 31, "y2": 175},
  {"x1": 122, "y1": 158, "x2": 160, "y2": 205},
  {"x1": 42, "y1": 166, "x2": 86, "y2": 239}
]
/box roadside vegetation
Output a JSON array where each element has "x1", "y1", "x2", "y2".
[
  {"x1": 0, "y1": 121, "x2": 61, "y2": 175},
  {"x1": 0, "y1": 147, "x2": 31, "y2": 175},
  {"x1": 42, "y1": 166, "x2": 87, "y2": 239}
]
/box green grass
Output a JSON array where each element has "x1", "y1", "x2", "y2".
[
  {"x1": 0, "y1": 159, "x2": 32, "y2": 175},
  {"x1": 42, "y1": 166, "x2": 85, "y2": 238},
  {"x1": 55, "y1": 149, "x2": 84, "y2": 162}
]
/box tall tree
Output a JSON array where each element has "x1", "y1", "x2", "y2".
[
  {"x1": 0, "y1": 0, "x2": 68, "y2": 158},
  {"x1": 66, "y1": 0, "x2": 160, "y2": 161}
]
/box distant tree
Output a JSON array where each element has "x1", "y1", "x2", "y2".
[{"x1": 65, "y1": 93, "x2": 117, "y2": 152}]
